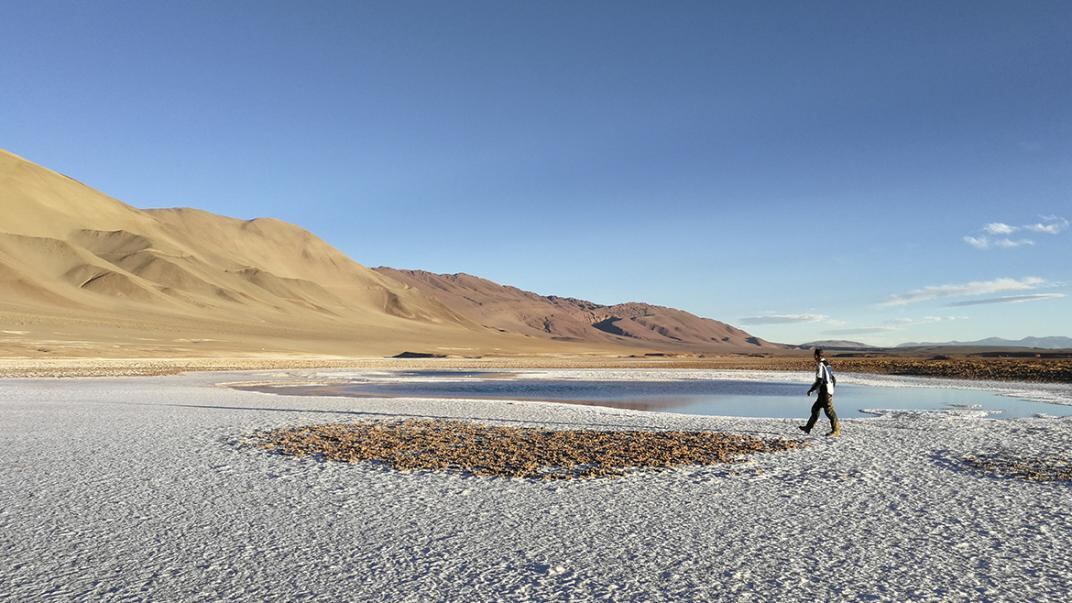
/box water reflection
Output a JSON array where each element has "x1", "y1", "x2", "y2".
[{"x1": 239, "y1": 373, "x2": 1072, "y2": 419}]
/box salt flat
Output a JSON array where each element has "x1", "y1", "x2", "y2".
[{"x1": 2, "y1": 371, "x2": 1071, "y2": 602}]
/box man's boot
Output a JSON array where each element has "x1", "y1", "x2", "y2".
[{"x1": 798, "y1": 425, "x2": 811, "y2": 435}]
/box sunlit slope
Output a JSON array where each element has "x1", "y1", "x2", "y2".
[{"x1": 0, "y1": 149, "x2": 551, "y2": 356}]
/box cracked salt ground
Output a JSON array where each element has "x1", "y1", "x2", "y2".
[{"x1": 2, "y1": 371, "x2": 1072, "y2": 601}]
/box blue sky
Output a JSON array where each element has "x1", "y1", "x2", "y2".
[{"x1": 2, "y1": 1, "x2": 1070, "y2": 345}]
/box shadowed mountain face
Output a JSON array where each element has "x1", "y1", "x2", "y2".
[
  {"x1": 0, "y1": 148, "x2": 775, "y2": 357},
  {"x1": 374, "y1": 269, "x2": 783, "y2": 351}
]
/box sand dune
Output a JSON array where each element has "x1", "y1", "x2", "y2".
[
  {"x1": 0, "y1": 149, "x2": 773, "y2": 358},
  {"x1": 0, "y1": 149, "x2": 507, "y2": 356}
]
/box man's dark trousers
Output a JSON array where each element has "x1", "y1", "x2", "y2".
[{"x1": 805, "y1": 391, "x2": 839, "y2": 432}]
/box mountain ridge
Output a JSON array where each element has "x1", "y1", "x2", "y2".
[
  {"x1": 374, "y1": 268, "x2": 782, "y2": 351},
  {"x1": 897, "y1": 336, "x2": 1072, "y2": 350},
  {"x1": 0, "y1": 148, "x2": 775, "y2": 357}
]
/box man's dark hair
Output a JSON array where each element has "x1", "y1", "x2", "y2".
[{"x1": 814, "y1": 347, "x2": 824, "y2": 357}]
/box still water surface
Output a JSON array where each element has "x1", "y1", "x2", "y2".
[{"x1": 252, "y1": 371, "x2": 1072, "y2": 419}]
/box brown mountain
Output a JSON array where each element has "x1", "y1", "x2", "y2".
[
  {"x1": 375, "y1": 269, "x2": 782, "y2": 351},
  {"x1": 0, "y1": 148, "x2": 775, "y2": 358}
]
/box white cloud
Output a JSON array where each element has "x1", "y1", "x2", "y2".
[
  {"x1": 963, "y1": 216, "x2": 1066, "y2": 250},
  {"x1": 984, "y1": 222, "x2": 1017, "y2": 235},
  {"x1": 740, "y1": 313, "x2": 826, "y2": 325},
  {"x1": 993, "y1": 238, "x2": 1035, "y2": 248},
  {"x1": 822, "y1": 327, "x2": 897, "y2": 335},
  {"x1": 828, "y1": 316, "x2": 968, "y2": 339},
  {"x1": 886, "y1": 315, "x2": 967, "y2": 326},
  {"x1": 946, "y1": 293, "x2": 1065, "y2": 307},
  {"x1": 1023, "y1": 217, "x2": 1069, "y2": 234},
  {"x1": 879, "y1": 276, "x2": 1045, "y2": 307}
]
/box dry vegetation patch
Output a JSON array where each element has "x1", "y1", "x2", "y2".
[
  {"x1": 960, "y1": 452, "x2": 1072, "y2": 483},
  {"x1": 256, "y1": 419, "x2": 804, "y2": 479}
]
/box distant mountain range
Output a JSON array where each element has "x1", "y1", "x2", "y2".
[{"x1": 897, "y1": 336, "x2": 1072, "y2": 350}]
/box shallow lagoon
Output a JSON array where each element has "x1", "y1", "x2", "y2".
[{"x1": 254, "y1": 371, "x2": 1072, "y2": 419}]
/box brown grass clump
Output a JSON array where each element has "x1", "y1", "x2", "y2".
[
  {"x1": 960, "y1": 452, "x2": 1072, "y2": 483},
  {"x1": 256, "y1": 419, "x2": 804, "y2": 479}
]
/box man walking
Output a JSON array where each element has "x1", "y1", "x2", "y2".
[{"x1": 800, "y1": 348, "x2": 840, "y2": 436}]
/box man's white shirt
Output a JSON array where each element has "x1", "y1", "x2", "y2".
[{"x1": 816, "y1": 360, "x2": 835, "y2": 393}]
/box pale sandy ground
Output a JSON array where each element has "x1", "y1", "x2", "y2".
[{"x1": 2, "y1": 369, "x2": 1071, "y2": 601}]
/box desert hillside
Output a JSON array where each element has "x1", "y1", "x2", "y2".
[
  {"x1": 0, "y1": 149, "x2": 774, "y2": 358},
  {"x1": 0, "y1": 149, "x2": 541, "y2": 357},
  {"x1": 375, "y1": 269, "x2": 782, "y2": 351}
]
